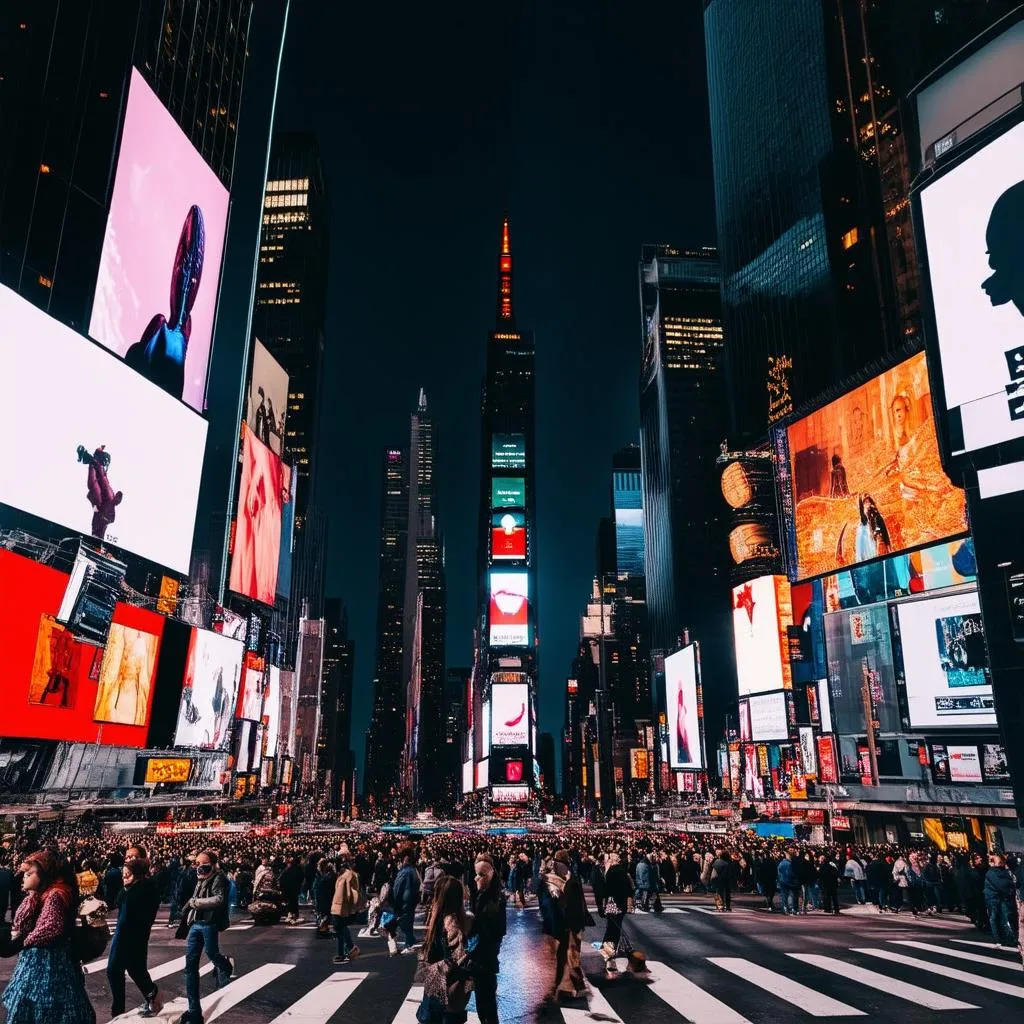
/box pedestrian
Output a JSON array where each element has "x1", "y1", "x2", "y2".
[
  {"x1": 595, "y1": 852, "x2": 633, "y2": 976},
  {"x1": 891, "y1": 854, "x2": 911, "y2": 915},
  {"x1": 1, "y1": 849, "x2": 96, "y2": 1024},
  {"x1": 177, "y1": 850, "x2": 234, "y2": 1024},
  {"x1": 756, "y1": 853, "x2": 777, "y2": 911},
  {"x1": 843, "y1": 853, "x2": 866, "y2": 905},
  {"x1": 776, "y1": 851, "x2": 798, "y2": 915},
  {"x1": 169, "y1": 857, "x2": 197, "y2": 929},
  {"x1": 313, "y1": 858, "x2": 336, "y2": 938},
  {"x1": 797, "y1": 851, "x2": 817, "y2": 914},
  {"x1": 75, "y1": 859, "x2": 100, "y2": 900},
  {"x1": 330, "y1": 852, "x2": 363, "y2": 964},
  {"x1": 711, "y1": 849, "x2": 733, "y2": 912},
  {"x1": 100, "y1": 852, "x2": 125, "y2": 908},
  {"x1": 540, "y1": 850, "x2": 588, "y2": 1001},
  {"x1": 107, "y1": 855, "x2": 162, "y2": 1018},
  {"x1": 818, "y1": 855, "x2": 841, "y2": 915},
  {"x1": 279, "y1": 855, "x2": 304, "y2": 924},
  {"x1": 392, "y1": 846, "x2": 422, "y2": 952},
  {"x1": 0, "y1": 853, "x2": 13, "y2": 924},
  {"x1": 470, "y1": 856, "x2": 506, "y2": 1024},
  {"x1": 634, "y1": 854, "x2": 655, "y2": 912},
  {"x1": 984, "y1": 852, "x2": 1018, "y2": 948},
  {"x1": 417, "y1": 876, "x2": 474, "y2": 1024},
  {"x1": 423, "y1": 855, "x2": 444, "y2": 908}
]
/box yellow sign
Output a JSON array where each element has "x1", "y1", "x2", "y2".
[
  {"x1": 144, "y1": 758, "x2": 191, "y2": 785},
  {"x1": 156, "y1": 576, "x2": 180, "y2": 615},
  {"x1": 630, "y1": 748, "x2": 649, "y2": 780}
]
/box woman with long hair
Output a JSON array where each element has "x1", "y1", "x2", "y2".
[
  {"x1": 2, "y1": 848, "x2": 96, "y2": 1023},
  {"x1": 418, "y1": 875, "x2": 473, "y2": 1024}
]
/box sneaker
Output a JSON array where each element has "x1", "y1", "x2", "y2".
[
  {"x1": 227, "y1": 956, "x2": 236, "y2": 980},
  {"x1": 401, "y1": 945, "x2": 419, "y2": 955},
  {"x1": 139, "y1": 988, "x2": 164, "y2": 1018},
  {"x1": 349, "y1": 945, "x2": 361, "y2": 959},
  {"x1": 333, "y1": 955, "x2": 351, "y2": 964}
]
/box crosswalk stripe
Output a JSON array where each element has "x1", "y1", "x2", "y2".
[
  {"x1": 687, "y1": 906, "x2": 727, "y2": 916},
  {"x1": 87, "y1": 954, "x2": 215, "y2": 982},
  {"x1": 269, "y1": 971, "x2": 370, "y2": 1022},
  {"x1": 561, "y1": 982, "x2": 624, "y2": 1024},
  {"x1": 951, "y1": 939, "x2": 1022, "y2": 954},
  {"x1": 707, "y1": 958, "x2": 865, "y2": 1016},
  {"x1": 645, "y1": 960, "x2": 752, "y2": 1024},
  {"x1": 661, "y1": 907, "x2": 687, "y2": 914},
  {"x1": 853, "y1": 948, "x2": 1024, "y2": 998},
  {"x1": 392, "y1": 986, "x2": 481, "y2": 1024},
  {"x1": 891, "y1": 940, "x2": 1024, "y2": 972},
  {"x1": 788, "y1": 953, "x2": 977, "y2": 1011}
]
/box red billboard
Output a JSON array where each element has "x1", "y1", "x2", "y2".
[{"x1": 491, "y1": 512, "x2": 527, "y2": 560}]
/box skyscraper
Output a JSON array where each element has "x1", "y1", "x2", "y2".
[
  {"x1": 612, "y1": 445, "x2": 644, "y2": 579},
  {"x1": 638, "y1": 246, "x2": 730, "y2": 769},
  {"x1": 364, "y1": 448, "x2": 409, "y2": 802},
  {"x1": 474, "y1": 218, "x2": 540, "y2": 802},
  {"x1": 322, "y1": 597, "x2": 355, "y2": 808}
]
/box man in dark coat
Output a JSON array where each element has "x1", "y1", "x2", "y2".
[
  {"x1": 107, "y1": 856, "x2": 162, "y2": 1017},
  {"x1": 818, "y1": 855, "x2": 841, "y2": 915},
  {"x1": 470, "y1": 857, "x2": 506, "y2": 1024}
]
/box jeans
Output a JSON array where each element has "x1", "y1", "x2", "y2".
[
  {"x1": 781, "y1": 886, "x2": 800, "y2": 915},
  {"x1": 851, "y1": 880, "x2": 866, "y2": 904},
  {"x1": 107, "y1": 931, "x2": 156, "y2": 1016},
  {"x1": 987, "y1": 897, "x2": 1017, "y2": 945},
  {"x1": 474, "y1": 969, "x2": 499, "y2": 1024},
  {"x1": 332, "y1": 914, "x2": 353, "y2": 957},
  {"x1": 185, "y1": 922, "x2": 233, "y2": 1018},
  {"x1": 399, "y1": 909, "x2": 416, "y2": 947}
]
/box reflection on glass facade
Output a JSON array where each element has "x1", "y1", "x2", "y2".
[{"x1": 612, "y1": 447, "x2": 644, "y2": 579}]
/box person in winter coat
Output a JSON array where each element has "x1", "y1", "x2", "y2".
[
  {"x1": 312, "y1": 859, "x2": 336, "y2": 938},
  {"x1": 470, "y1": 857, "x2": 506, "y2": 1024},
  {"x1": 100, "y1": 852, "x2": 124, "y2": 909},
  {"x1": 711, "y1": 850, "x2": 733, "y2": 912},
  {"x1": 984, "y1": 853, "x2": 1018, "y2": 947},
  {"x1": 843, "y1": 855, "x2": 866, "y2": 905},
  {"x1": 541, "y1": 851, "x2": 589, "y2": 1001},
  {"x1": 423, "y1": 858, "x2": 445, "y2": 907},
  {"x1": 330, "y1": 857, "x2": 363, "y2": 963},
  {"x1": 756, "y1": 854, "x2": 778, "y2": 912},
  {"x1": 776, "y1": 852, "x2": 798, "y2": 915},
  {"x1": 418, "y1": 877, "x2": 473, "y2": 1024},
  {"x1": 2, "y1": 849, "x2": 96, "y2": 1024},
  {"x1": 866, "y1": 855, "x2": 892, "y2": 912},
  {"x1": 634, "y1": 855, "x2": 656, "y2": 911},
  {"x1": 279, "y1": 856, "x2": 304, "y2": 924},
  {"x1": 596, "y1": 852, "x2": 633, "y2": 975},
  {"x1": 75, "y1": 859, "x2": 100, "y2": 899},
  {"x1": 818, "y1": 855, "x2": 841, "y2": 915},
  {"x1": 891, "y1": 854, "x2": 912, "y2": 915},
  {"x1": 107, "y1": 856, "x2": 162, "y2": 1018},
  {"x1": 797, "y1": 852, "x2": 818, "y2": 913},
  {"x1": 391, "y1": 847, "x2": 422, "y2": 952},
  {"x1": 590, "y1": 854, "x2": 607, "y2": 914},
  {"x1": 179, "y1": 850, "x2": 234, "y2": 1024}
]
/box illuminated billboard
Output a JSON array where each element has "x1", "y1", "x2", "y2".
[
  {"x1": 732, "y1": 575, "x2": 793, "y2": 696},
  {"x1": 234, "y1": 719, "x2": 261, "y2": 773},
  {"x1": 490, "y1": 684, "x2": 529, "y2": 746},
  {"x1": 491, "y1": 434, "x2": 526, "y2": 470},
  {"x1": 263, "y1": 666, "x2": 282, "y2": 755},
  {"x1": 895, "y1": 589, "x2": 995, "y2": 728},
  {"x1": 174, "y1": 629, "x2": 243, "y2": 750},
  {"x1": 237, "y1": 661, "x2": 265, "y2": 722},
  {"x1": 462, "y1": 761, "x2": 473, "y2": 795},
  {"x1": 247, "y1": 339, "x2": 289, "y2": 456},
  {"x1": 0, "y1": 284, "x2": 208, "y2": 574},
  {"x1": 144, "y1": 758, "x2": 191, "y2": 785},
  {"x1": 748, "y1": 691, "x2": 789, "y2": 742},
  {"x1": 492, "y1": 477, "x2": 525, "y2": 508},
  {"x1": 918, "y1": 120, "x2": 1024, "y2": 457},
  {"x1": 491, "y1": 785, "x2": 529, "y2": 804},
  {"x1": 491, "y1": 512, "x2": 527, "y2": 560},
  {"x1": 229, "y1": 427, "x2": 288, "y2": 606},
  {"x1": 93, "y1": 623, "x2": 160, "y2": 726},
  {"x1": 665, "y1": 645, "x2": 702, "y2": 770},
  {"x1": 488, "y1": 572, "x2": 530, "y2": 647},
  {"x1": 276, "y1": 463, "x2": 297, "y2": 599},
  {"x1": 783, "y1": 351, "x2": 966, "y2": 581},
  {"x1": 90, "y1": 69, "x2": 229, "y2": 412},
  {"x1": 475, "y1": 759, "x2": 489, "y2": 790},
  {"x1": 720, "y1": 453, "x2": 782, "y2": 584}
]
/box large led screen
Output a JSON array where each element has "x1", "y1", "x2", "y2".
[
  {"x1": 895, "y1": 589, "x2": 995, "y2": 728},
  {"x1": 0, "y1": 285, "x2": 208, "y2": 573},
  {"x1": 665, "y1": 645, "x2": 701, "y2": 770},
  {"x1": 919, "y1": 121, "x2": 1024, "y2": 456},
  {"x1": 229, "y1": 427, "x2": 288, "y2": 605},
  {"x1": 784, "y1": 351, "x2": 966, "y2": 580},
  {"x1": 491, "y1": 512, "x2": 527, "y2": 560},
  {"x1": 93, "y1": 623, "x2": 160, "y2": 726},
  {"x1": 748, "y1": 691, "x2": 789, "y2": 742},
  {"x1": 89, "y1": 69, "x2": 229, "y2": 412},
  {"x1": 490, "y1": 684, "x2": 528, "y2": 746},
  {"x1": 237, "y1": 663, "x2": 265, "y2": 722},
  {"x1": 263, "y1": 666, "x2": 282, "y2": 755},
  {"x1": 276, "y1": 463, "x2": 297, "y2": 599},
  {"x1": 492, "y1": 477, "x2": 525, "y2": 508},
  {"x1": 732, "y1": 576, "x2": 793, "y2": 696},
  {"x1": 247, "y1": 339, "x2": 289, "y2": 456},
  {"x1": 489, "y1": 571, "x2": 530, "y2": 647},
  {"x1": 491, "y1": 434, "x2": 526, "y2": 470},
  {"x1": 174, "y1": 629, "x2": 243, "y2": 750}
]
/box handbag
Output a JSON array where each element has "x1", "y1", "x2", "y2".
[
  {"x1": 70, "y1": 896, "x2": 110, "y2": 963},
  {"x1": 604, "y1": 898, "x2": 621, "y2": 916}
]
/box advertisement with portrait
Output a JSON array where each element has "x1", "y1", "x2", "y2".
[
  {"x1": 93, "y1": 623, "x2": 160, "y2": 726},
  {"x1": 789, "y1": 579, "x2": 827, "y2": 684},
  {"x1": 229, "y1": 426, "x2": 288, "y2": 606},
  {"x1": 263, "y1": 666, "x2": 282, "y2": 756},
  {"x1": 732, "y1": 575, "x2": 793, "y2": 696},
  {"x1": 665, "y1": 644, "x2": 702, "y2": 770},
  {"x1": 1, "y1": 285, "x2": 208, "y2": 574},
  {"x1": 174, "y1": 628, "x2": 243, "y2": 750},
  {"x1": 234, "y1": 720, "x2": 261, "y2": 774},
  {"x1": 491, "y1": 477, "x2": 525, "y2": 508},
  {"x1": 917, "y1": 120, "x2": 1024, "y2": 458},
  {"x1": 488, "y1": 571, "x2": 530, "y2": 647},
  {"x1": 490, "y1": 684, "x2": 529, "y2": 747},
  {"x1": 89, "y1": 69, "x2": 229, "y2": 413},
  {"x1": 738, "y1": 699, "x2": 751, "y2": 742},
  {"x1": 983, "y1": 743, "x2": 1010, "y2": 781},
  {"x1": 247, "y1": 340, "x2": 288, "y2": 456},
  {"x1": 491, "y1": 434, "x2": 526, "y2": 470},
  {"x1": 491, "y1": 512, "x2": 527, "y2": 561},
  {"x1": 748, "y1": 691, "x2": 789, "y2": 742},
  {"x1": 783, "y1": 351, "x2": 967, "y2": 581},
  {"x1": 0, "y1": 550, "x2": 165, "y2": 746},
  {"x1": 893, "y1": 589, "x2": 995, "y2": 728}
]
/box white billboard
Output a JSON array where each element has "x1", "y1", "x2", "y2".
[
  {"x1": 818, "y1": 679, "x2": 833, "y2": 734},
  {"x1": 474, "y1": 759, "x2": 489, "y2": 790},
  {"x1": 490, "y1": 684, "x2": 528, "y2": 747},
  {"x1": 481, "y1": 700, "x2": 491, "y2": 758},
  {"x1": 732, "y1": 576, "x2": 791, "y2": 696},
  {"x1": 0, "y1": 284, "x2": 207, "y2": 573},
  {"x1": 247, "y1": 339, "x2": 289, "y2": 456},
  {"x1": 174, "y1": 629, "x2": 243, "y2": 750},
  {"x1": 491, "y1": 785, "x2": 529, "y2": 804},
  {"x1": 263, "y1": 666, "x2": 282, "y2": 756},
  {"x1": 461, "y1": 760, "x2": 473, "y2": 795},
  {"x1": 948, "y1": 744, "x2": 983, "y2": 783},
  {"x1": 896, "y1": 590, "x2": 995, "y2": 728},
  {"x1": 748, "y1": 691, "x2": 789, "y2": 742},
  {"x1": 665, "y1": 645, "x2": 701, "y2": 770}
]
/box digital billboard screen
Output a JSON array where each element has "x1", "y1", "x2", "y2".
[
  {"x1": 783, "y1": 351, "x2": 966, "y2": 581},
  {"x1": 247, "y1": 339, "x2": 289, "y2": 456},
  {"x1": 491, "y1": 434, "x2": 526, "y2": 470},
  {"x1": 229, "y1": 427, "x2": 288, "y2": 606},
  {"x1": 489, "y1": 572, "x2": 529, "y2": 647},
  {"x1": 263, "y1": 666, "x2": 282, "y2": 755},
  {"x1": 732, "y1": 576, "x2": 793, "y2": 695},
  {"x1": 947, "y1": 744, "x2": 983, "y2": 783},
  {"x1": 919, "y1": 121, "x2": 1024, "y2": 457},
  {"x1": 174, "y1": 629, "x2": 243, "y2": 750},
  {"x1": 93, "y1": 623, "x2": 160, "y2": 726},
  {"x1": 665, "y1": 645, "x2": 702, "y2": 770},
  {"x1": 490, "y1": 684, "x2": 529, "y2": 746},
  {"x1": 276, "y1": 463, "x2": 296, "y2": 600},
  {"x1": 748, "y1": 691, "x2": 789, "y2": 742},
  {"x1": 492, "y1": 477, "x2": 525, "y2": 508},
  {"x1": 234, "y1": 719, "x2": 261, "y2": 773},
  {"x1": 491, "y1": 512, "x2": 527, "y2": 561},
  {"x1": 89, "y1": 68, "x2": 229, "y2": 413},
  {"x1": 894, "y1": 589, "x2": 995, "y2": 728},
  {"x1": 144, "y1": 757, "x2": 191, "y2": 785},
  {"x1": 237, "y1": 662, "x2": 265, "y2": 722},
  {"x1": 491, "y1": 785, "x2": 529, "y2": 804},
  {"x1": 0, "y1": 285, "x2": 208, "y2": 574}
]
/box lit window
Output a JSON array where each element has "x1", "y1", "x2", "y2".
[{"x1": 842, "y1": 227, "x2": 859, "y2": 250}]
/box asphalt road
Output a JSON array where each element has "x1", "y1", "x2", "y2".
[{"x1": 1, "y1": 894, "x2": 1021, "y2": 1023}]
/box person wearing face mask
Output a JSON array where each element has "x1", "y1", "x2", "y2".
[
  {"x1": 176, "y1": 850, "x2": 234, "y2": 1024},
  {"x1": 107, "y1": 855, "x2": 162, "y2": 1018}
]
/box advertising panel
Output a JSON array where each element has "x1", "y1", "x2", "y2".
[
  {"x1": 234, "y1": 720, "x2": 261, "y2": 774},
  {"x1": 720, "y1": 453, "x2": 783, "y2": 584},
  {"x1": 462, "y1": 760, "x2": 473, "y2": 795},
  {"x1": 247, "y1": 339, "x2": 289, "y2": 455},
  {"x1": 983, "y1": 743, "x2": 1010, "y2": 781},
  {"x1": 263, "y1": 666, "x2": 282, "y2": 756},
  {"x1": 490, "y1": 684, "x2": 529, "y2": 747},
  {"x1": 491, "y1": 785, "x2": 529, "y2": 804},
  {"x1": 818, "y1": 735, "x2": 838, "y2": 784},
  {"x1": 261, "y1": 757, "x2": 275, "y2": 788},
  {"x1": 895, "y1": 589, "x2": 995, "y2": 728},
  {"x1": 732, "y1": 575, "x2": 793, "y2": 696},
  {"x1": 491, "y1": 434, "x2": 526, "y2": 470},
  {"x1": 475, "y1": 759, "x2": 489, "y2": 790},
  {"x1": 748, "y1": 691, "x2": 789, "y2": 742},
  {"x1": 89, "y1": 68, "x2": 229, "y2": 412},
  {"x1": 665, "y1": 645, "x2": 702, "y2": 770},
  {"x1": 93, "y1": 623, "x2": 160, "y2": 726},
  {"x1": 237, "y1": 663, "x2": 266, "y2": 722},
  {"x1": 798, "y1": 726, "x2": 817, "y2": 779},
  {"x1": 783, "y1": 351, "x2": 966, "y2": 580},
  {"x1": 631, "y1": 748, "x2": 650, "y2": 780},
  {"x1": 491, "y1": 512, "x2": 527, "y2": 561},
  {"x1": 488, "y1": 572, "x2": 530, "y2": 647},
  {"x1": 174, "y1": 629, "x2": 243, "y2": 750},
  {"x1": 481, "y1": 700, "x2": 491, "y2": 758},
  {"x1": 491, "y1": 477, "x2": 525, "y2": 508},
  {"x1": 145, "y1": 757, "x2": 191, "y2": 785},
  {"x1": 276, "y1": 463, "x2": 297, "y2": 600},
  {"x1": 818, "y1": 680, "x2": 833, "y2": 734},
  {"x1": 1, "y1": 285, "x2": 208, "y2": 574},
  {"x1": 918, "y1": 121, "x2": 1024, "y2": 456},
  {"x1": 948, "y1": 744, "x2": 983, "y2": 783}
]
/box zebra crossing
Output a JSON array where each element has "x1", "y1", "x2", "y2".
[{"x1": 89, "y1": 935, "x2": 1024, "y2": 1023}]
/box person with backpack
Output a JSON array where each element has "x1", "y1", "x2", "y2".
[
  {"x1": 2, "y1": 848, "x2": 96, "y2": 1023},
  {"x1": 177, "y1": 850, "x2": 234, "y2": 1024},
  {"x1": 470, "y1": 856, "x2": 506, "y2": 1024}
]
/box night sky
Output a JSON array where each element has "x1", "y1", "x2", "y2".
[{"x1": 272, "y1": 0, "x2": 716, "y2": 785}]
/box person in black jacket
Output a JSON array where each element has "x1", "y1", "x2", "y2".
[
  {"x1": 597, "y1": 853, "x2": 633, "y2": 975},
  {"x1": 469, "y1": 857, "x2": 505, "y2": 1024},
  {"x1": 866, "y1": 855, "x2": 891, "y2": 913},
  {"x1": 817, "y1": 855, "x2": 841, "y2": 915},
  {"x1": 179, "y1": 850, "x2": 234, "y2": 1024},
  {"x1": 0, "y1": 854, "x2": 13, "y2": 924},
  {"x1": 983, "y1": 853, "x2": 1018, "y2": 947},
  {"x1": 101, "y1": 851, "x2": 125, "y2": 908},
  {"x1": 107, "y1": 856, "x2": 162, "y2": 1017},
  {"x1": 756, "y1": 854, "x2": 777, "y2": 912}
]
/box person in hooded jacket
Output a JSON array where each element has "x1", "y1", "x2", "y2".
[{"x1": 984, "y1": 852, "x2": 1018, "y2": 947}]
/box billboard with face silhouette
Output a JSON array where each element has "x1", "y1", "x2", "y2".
[{"x1": 665, "y1": 644, "x2": 702, "y2": 770}]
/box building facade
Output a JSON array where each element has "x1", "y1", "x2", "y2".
[{"x1": 322, "y1": 597, "x2": 355, "y2": 809}]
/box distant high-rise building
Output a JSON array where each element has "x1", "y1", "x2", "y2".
[
  {"x1": 612, "y1": 445, "x2": 644, "y2": 579},
  {"x1": 364, "y1": 448, "x2": 409, "y2": 802},
  {"x1": 444, "y1": 667, "x2": 470, "y2": 807},
  {"x1": 323, "y1": 598, "x2": 355, "y2": 808},
  {"x1": 537, "y1": 732, "x2": 556, "y2": 796}
]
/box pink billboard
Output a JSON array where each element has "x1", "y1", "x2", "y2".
[{"x1": 90, "y1": 68, "x2": 230, "y2": 413}]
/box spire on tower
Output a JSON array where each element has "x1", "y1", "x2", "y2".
[
  {"x1": 418, "y1": 387, "x2": 427, "y2": 412},
  {"x1": 497, "y1": 216, "x2": 513, "y2": 323}
]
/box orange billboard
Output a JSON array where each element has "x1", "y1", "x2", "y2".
[
  {"x1": 144, "y1": 758, "x2": 191, "y2": 784},
  {"x1": 785, "y1": 352, "x2": 966, "y2": 580}
]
